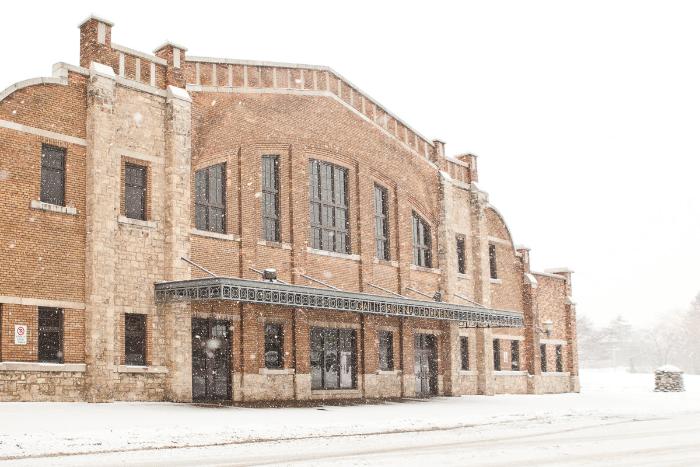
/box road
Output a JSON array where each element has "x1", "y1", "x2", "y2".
[{"x1": 5, "y1": 412, "x2": 700, "y2": 466}]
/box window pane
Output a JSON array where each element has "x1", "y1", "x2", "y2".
[
  {"x1": 379, "y1": 331, "x2": 393, "y2": 371},
  {"x1": 40, "y1": 145, "x2": 66, "y2": 206},
  {"x1": 489, "y1": 243, "x2": 498, "y2": 279},
  {"x1": 265, "y1": 323, "x2": 283, "y2": 369},
  {"x1": 125, "y1": 314, "x2": 146, "y2": 366},
  {"x1": 460, "y1": 336, "x2": 469, "y2": 370},
  {"x1": 38, "y1": 307, "x2": 63, "y2": 363},
  {"x1": 540, "y1": 344, "x2": 547, "y2": 372},
  {"x1": 308, "y1": 160, "x2": 349, "y2": 253},
  {"x1": 194, "y1": 164, "x2": 226, "y2": 233},
  {"x1": 493, "y1": 339, "x2": 501, "y2": 371},
  {"x1": 511, "y1": 340, "x2": 520, "y2": 371}
]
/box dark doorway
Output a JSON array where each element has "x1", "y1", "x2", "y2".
[
  {"x1": 414, "y1": 333, "x2": 438, "y2": 397},
  {"x1": 192, "y1": 318, "x2": 231, "y2": 402}
]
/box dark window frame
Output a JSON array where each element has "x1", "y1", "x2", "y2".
[
  {"x1": 493, "y1": 338, "x2": 501, "y2": 371},
  {"x1": 124, "y1": 162, "x2": 147, "y2": 220},
  {"x1": 309, "y1": 160, "x2": 350, "y2": 254},
  {"x1": 40, "y1": 144, "x2": 66, "y2": 206},
  {"x1": 555, "y1": 344, "x2": 563, "y2": 372},
  {"x1": 456, "y1": 235, "x2": 466, "y2": 274},
  {"x1": 261, "y1": 155, "x2": 280, "y2": 242},
  {"x1": 489, "y1": 243, "x2": 498, "y2": 279},
  {"x1": 460, "y1": 336, "x2": 469, "y2": 371},
  {"x1": 264, "y1": 322, "x2": 284, "y2": 369},
  {"x1": 310, "y1": 327, "x2": 357, "y2": 390},
  {"x1": 378, "y1": 330, "x2": 394, "y2": 371},
  {"x1": 412, "y1": 211, "x2": 432, "y2": 268},
  {"x1": 38, "y1": 307, "x2": 63, "y2": 363},
  {"x1": 511, "y1": 340, "x2": 520, "y2": 371},
  {"x1": 374, "y1": 184, "x2": 390, "y2": 260},
  {"x1": 195, "y1": 163, "x2": 226, "y2": 233},
  {"x1": 124, "y1": 313, "x2": 147, "y2": 366},
  {"x1": 540, "y1": 343, "x2": 548, "y2": 372}
]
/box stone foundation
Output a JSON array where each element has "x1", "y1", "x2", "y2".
[{"x1": 0, "y1": 369, "x2": 85, "y2": 402}]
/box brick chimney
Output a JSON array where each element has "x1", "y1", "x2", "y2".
[
  {"x1": 154, "y1": 42, "x2": 188, "y2": 88},
  {"x1": 79, "y1": 15, "x2": 114, "y2": 69}
]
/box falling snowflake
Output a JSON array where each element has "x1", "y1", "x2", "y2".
[
  {"x1": 0, "y1": 170, "x2": 9, "y2": 181},
  {"x1": 133, "y1": 112, "x2": 144, "y2": 126}
]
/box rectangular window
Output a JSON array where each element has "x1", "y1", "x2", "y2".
[
  {"x1": 412, "y1": 212, "x2": 432, "y2": 268},
  {"x1": 489, "y1": 243, "x2": 498, "y2": 279},
  {"x1": 261, "y1": 155, "x2": 280, "y2": 242},
  {"x1": 310, "y1": 327, "x2": 356, "y2": 390},
  {"x1": 195, "y1": 164, "x2": 226, "y2": 233},
  {"x1": 264, "y1": 323, "x2": 284, "y2": 369},
  {"x1": 125, "y1": 313, "x2": 146, "y2": 366},
  {"x1": 555, "y1": 344, "x2": 563, "y2": 372},
  {"x1": 456, "y1": 235, "x2": 466, "y2": 274},
  {"x1": 493, "y1": 338, "x2": 501, "y2": 371},
  {"x1": 38, "y1": 307, "x2": 63, "y2": 363},
  {"x1": 124, "y1": 163, "x2": 147, "y2": 220},
  {"x1": 374, "y1": 184, "x2": 390, "y2": 260},
  {"x1": 378, "y1": 330, "x2": 394, "y2": 371},
  {"x1": 309, "y1": 160, "x2": 349, "y2": 253},
  {"x1": 540, "y1": 343, "x2": 547, "y2": 372},
  {"x1": 511, "y1": 340, "x2": 520, "y2": 371},
  {"x1": 40, "y1": 144, "x2": 66, "y2": 206},
  {"x1": 460, "y1": 336, "x2": 469, "y2": 371}
]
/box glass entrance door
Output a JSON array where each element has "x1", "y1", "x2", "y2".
[
  {"x1": 414, "y1": 333, "x2": 438, "y2": 397},
  {"x1": 192, "y1": 318, "x2": 231, "y2": 402}
]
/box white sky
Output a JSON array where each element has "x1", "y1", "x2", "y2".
[{"x1": 1, "y1": 1, "x2": 698, "y2": 327}]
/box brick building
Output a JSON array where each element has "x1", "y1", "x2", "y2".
[{"x1": 0, "y1": 17, "x2": 578, "y2": 402}]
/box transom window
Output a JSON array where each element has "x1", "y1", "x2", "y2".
[
  {"x1": 310, "y1": 327, "x2": 356, "y2": 390},
  {"x1": 125, "y1": 313, "x2": 146, "y2": 366},
  {"x1": 264, "y1": 323, "x2": 284, "y2": 369},
  {"x1": 38, "y1": 307, "x2": 63, "y2": 363},
  {"x1": 195, "y1": 164, "x2": 226, "y2": 233},
  {"x1": 412, "y1": 212, "x2": 432, "y2": 268},
  {"x1": 374, "y1": 184, "x2": 390, "y2": 260},
  {"x1": 124, "y1": 163, "x2": 147, "y2": 220},
  {"x1": 261, "y1": 155, "x2": 280, "y2": 242},
  {"x1": 378, "y1": 330, "x2": 394, "y2": 371},
  {"x1": 40, "y1": 144, "x2": 66, "y2": 206},
  {"x1": 309, "y1": 160, "x2": 349, "y2": 253}
]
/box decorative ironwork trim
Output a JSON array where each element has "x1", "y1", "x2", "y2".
[{"x1": 154, "y1": 277, "x2": 524, "y2": 328}]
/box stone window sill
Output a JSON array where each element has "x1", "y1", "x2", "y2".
[
  {"x1": 311, "y1": 388, "x2": 361, "y2": 396},
  {"x1": 0, "y1": 361, "x2": 86, "y2": 372},
  {"x1": 117, "y1": 365, "x2": 168, "y2": 374},
  {"x1": 118, "y1": 215, "x2": 156, "y2": 229},
  {"x1": 258, "y1": 368, "x2": 295, "y2": 375},
  {"x1": 410, "y1": 264, "x2": 441, "y2": 274},
  {"x1": 191, "y1": 228, "x2": 240, "y2": 241},
  {"x1": 306, "y1": 247, "x2": 360, "y2": 261},
  {"x1": 257, "y1": 240, "x2": 292, "y2": 250},
  {"x1": 459, "y1": 370, "x2": 477, "y2": 376},
  {"x1": 490, "y1": 278, "x2": 502, "y2": 284},
  {"x1": 542, "y1": 371, "x2": 570, "y2": 377},
  {"x1": 30, "y1": 200, "x2": 77, "y2": 216},
  {"x1": 373, "y1": 258, "x2": 399, "y2": 268},
  {"x1": 376, "y1": 369, "x2": 401, "y2": 375},
  {"x1": 494, "y1": 370, "x2": 527, "y2": 376},
  {"x1": 456, "y1": 273, "x2": 469, "y2": 280}
]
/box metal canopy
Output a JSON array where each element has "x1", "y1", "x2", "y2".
[{"x1": 154, "y1": 277, "x2": 524, "y2": 328}]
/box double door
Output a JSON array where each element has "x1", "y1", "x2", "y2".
[
  {"x1": 414, "y1": 333, "x2": 438, "y2": 397},
  {"x1": 192, "y1": 318, "x2": 231, "y2": 402}
]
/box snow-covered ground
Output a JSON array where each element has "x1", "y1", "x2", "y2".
[{"x1": 1, "y1": 369, "x2": 699, "y2": 466}]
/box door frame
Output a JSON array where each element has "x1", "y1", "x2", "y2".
[{"x1": 191, "y1": 317, "x2": 232, "y2": 403}]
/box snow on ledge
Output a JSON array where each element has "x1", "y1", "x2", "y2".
[{"x1": 656, "y1": 365, "x2": 683, "y2": 373}]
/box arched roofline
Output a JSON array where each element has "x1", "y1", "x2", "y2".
[
  {"x1": 0, "y1": 63, "x2": 82, "y2": 104},
  {"x1": 485, "y1": 203, "x2": 518, "y2": 252}
]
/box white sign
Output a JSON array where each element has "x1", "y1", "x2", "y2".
[{"x1": 14, "y1": 325, "x2": 27, "y2": 345}]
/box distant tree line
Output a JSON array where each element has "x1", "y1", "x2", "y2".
[{"x1": 577, "y1": 292, "x2": 700, "y2": 374}]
